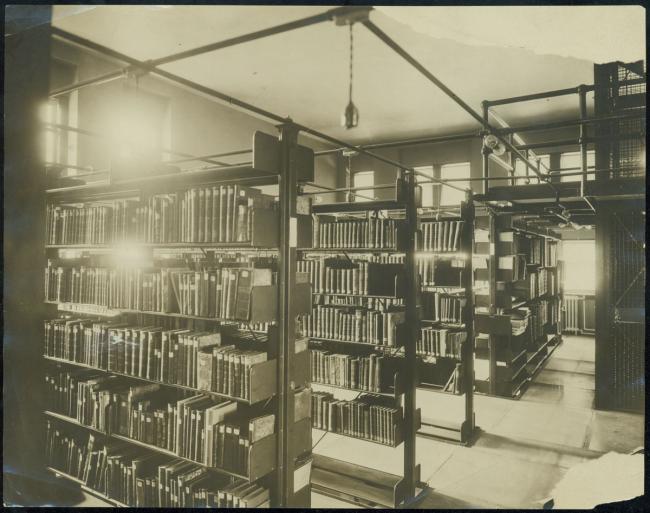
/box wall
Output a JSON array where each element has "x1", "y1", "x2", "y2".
[{"x1": 51, "y1": 39, "x2": 339, "y2": 192}]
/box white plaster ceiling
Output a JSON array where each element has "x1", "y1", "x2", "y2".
[{"x1": 52, "y1": 5, "x2": 646, "y2": 145}]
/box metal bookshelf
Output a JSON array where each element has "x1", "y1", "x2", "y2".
[
  {"x1": 298, "y1": 174, "x2": 425, "y2": 508},
  {"x1": 473, "y1": 211, "x2": 562, "y2": 398},
  {"x1": 43, "y1": 130, "x2": 314, "y2": 507},
  {"x1": 416, "y1": 193, "x2": 477, "y2": 445}
]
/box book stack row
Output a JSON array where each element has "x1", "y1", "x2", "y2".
[
  {"x1": 43, "y1": 321, "x2": 268, "y2": 401},
  {"x1": 46, "y1": 204, "x2": 112, "y2": 245},
  {"x1": 298, "y1": 259, "x2": 390, "y2": 296},
  {"x1": 311, "y1": 392, "x2": 403, "y2": 446},
  {"x1": 527, "y1": 268, "x2": 556, "y2": 299},
  {"x1": 46, "y1": 186, "x2": 275, "y2": 245},
  {"x1": 44, "y1": 263, "x2": 271, "y2": 321},
  {"x1": 314, "y1": 217, "x2": 399, "y2": 249},
  {"x1": 300, "y1": 305, "x2": 405, "y2": 346},
  {"x1": 310, "y1": 349, "x2": 386, "y2": 393},
  {"x1": 45, "y1": 423, "x2": 270, "y2": 507},
  {"x1": 419, "y1": 220, "x2": 464, "y2": 253},
  {"x1": 528, "y1": 300, "x2": 553, "y2": 340},
  {"x1": 314, "y1": 295, "x2": 403, "y2": 310},
  {"x1": 417, "y1": 329, "x2": 467, "y2": 359},
  {"x1": 529, "y1": 238, "x2": 558, "y2": 267},
  {"x1": 422, "y1": 293, "x2": 465, "y2": 324},
  {"x1": 45, "y1": 373, "x2": 270, "y2": 472}
]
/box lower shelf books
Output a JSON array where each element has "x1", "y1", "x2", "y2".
[
  {"x1": 417, "y1": 329, "x2": 466, "y2": 359},
  {"x1": 43, "y1": 321, "x2": 268, "y2": 401},
  {"x1": 44, "y1": 372, "x2": 274, "y2": 474},
  {"x1": 300, "y1": 305, "x2": 404, "y2": 346},
  {"x1": 310, "y1": 349, "x2": 387, "y2": 393},
  {"x1": 422, "y1": 292, "x2": 465, "y2": 324},
  {"x1": 310, "y1": 392, "x2": 403, "y2": 446},
  {"x1": 45, "y1": 421, "x2": 270, "y2": 507}
]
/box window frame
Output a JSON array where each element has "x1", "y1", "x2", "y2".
[{"x1": 353, "y1": 170, "x2": 375, "y2": 203}]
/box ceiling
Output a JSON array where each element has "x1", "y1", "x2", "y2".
[{"x1": 52, "y1": 6, "x2": 644, "y2": 144}]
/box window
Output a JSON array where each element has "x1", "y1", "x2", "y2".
[
  {"x1": 353, "y1": 171, "x2": 374, "y2": 202},
  {"x1": 44, "y1": 58, "x2": 78, "y2": 170},
  {"x1": 514, "y1": 154, "x2": 550, "y2": 185},
  {"x1": 560, "y1": 151, "x2": 595, "y2": 182},
  {"x1": 561, "y1": 240, "x2": 596, "y2": 293},
  {"x1": 414, "y1": 165, "x2": 435, "y2": 207},
  {"x1": 440, "y1": 162, "x2": 470, "y2": 206}
]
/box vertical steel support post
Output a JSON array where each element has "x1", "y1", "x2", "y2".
[
  {"x1": 578, "y1": 85, "x2": 589, "y2": 196},
  {"x1": 487, "y1": 209, "x2": 498, "y2": 395},
  {"x1": 481, "y1": 102, "x2": 490, "y2": 195},
  {"x1": 402, "y1": 169, "x2": 419, "y2": 503},
  {"x1": 461, "y1": 191, "x2": 476, "y2": 440},
  {"x1": 276, "y1": 122, "x2": 300, "y2": 506}
]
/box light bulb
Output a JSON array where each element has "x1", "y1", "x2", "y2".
[{"x1": 342, "y1": 101, "x2": 359, "y2": 129}]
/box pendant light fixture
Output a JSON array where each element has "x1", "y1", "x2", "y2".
[{"x1": 341, "y1": 23, "x2": 359, "y2": 129}]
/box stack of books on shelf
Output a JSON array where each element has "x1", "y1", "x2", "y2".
[
  {"x1": 422, "y1": 292, "x2": 464, "y2": 324},
  {"x1": 44, "y1": 321, "x2": 269, "y2": 401},
  {"x1": 298, "y1": 258, "x2": 403, "y2": 297},
  {"x1": 46, "y1": 185, "x2": 276, "y2": 245},
  {"x1": 529, "y1": 238, "x2": 558, "y2": 267},
  {"x1": 44, "y1": 260, "x2": 273, "y2": 321},
  {"x1": 419, "y1": 220, "x2": 464, "y2": 252},
  {"x1": 310, "y1": 392, "x2": 403, "y2": 446},
  {"x1": 45, "y1": 422, "x2": 270, "y2": 507},
  {"x1": 300, "y1": 305, "x2": 404, "y2": 346},
  {"x1": 44, "y1": 372, "x2": 274, "y2": 474},
  {"x1": 312, "y1": 216, "x2": 399, "y2": 249},
  {"x1": 310, "y1": 349, "x2": 387, "y2": 393},
  {"x1": 417, "y1": 329, "x2": 466, "y2": 359}
]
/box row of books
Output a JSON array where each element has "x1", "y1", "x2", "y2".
[
  {"x1": 417, "y1": 329, "x2": 467, "y2": 359},
  {"x1": 44, "y1": 263, "x2": 271, "y2": 321},
  {"x1": 298, "y1": 258, "x2": 405, "y2": 297},
  {"x1": 422, "y1": 292, "x2": 465, "y2": 324},
  {"x1": 44, "y1": 320, "x2": 267, "y2": 400},
  {"x1": 46, "y1": 204, "x2": 111, "y2": 245},
  {"x1": 529, "y1": 238, "x2": 558, "y2": 267},
  {"x1": 311, "y1": 392, "x2": 402, "y2": 446},
  {"x1": 416, "y1": 257, "x2": 464, "y2": 287},
  {"x1": 312, "y1": 295, "x2": 403, "y2": 310},
  {"x1": 310, "y1": 349, "x2": 388, "y2": 393},
  {"x1": 45, "y1": 373, "x2": 272, "y2": 472},
  {"x1": 419, "y1": 220, "x2": 464, "y2": 252},
  {"x1": 45, "y1": 422, "x2": 270, "y2": 507},
  {"x1": 525, "y1": 268, "x2": 556, "y2": 299},
  {"x1": 45, "y1": 185, "x2": 275, "y2": 245},
  {"x1": 527, "y1": 300, "x2": 556, "y2": 340},
  {"x1": 498, "y1": 254, "x2": 528, "y2": 281},
  {"x1": 313, "y1": 217, "x2": 400, "y2": 249},
  {"x1": 300, "y1": 306, "x2": 405, "y2": 346}
]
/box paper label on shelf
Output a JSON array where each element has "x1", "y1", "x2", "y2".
[{"x1": 290, "y1": 217, "x2": 297, "y2": 247}]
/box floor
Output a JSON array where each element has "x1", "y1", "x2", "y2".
[
  {"x1": 66, "y1": 335, "x2": 644, "y2": 509},
  {"x1": 311, "y1": 335, "x2": 646, "y2": 509}
]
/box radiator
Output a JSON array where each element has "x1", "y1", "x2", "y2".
[{"x1": 564, "y1": 295, "x2": 581, "y2": 334}]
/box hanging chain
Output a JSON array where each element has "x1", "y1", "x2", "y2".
[{"x1": 348, "y1": 23, "x2": 354, "y2": 104}]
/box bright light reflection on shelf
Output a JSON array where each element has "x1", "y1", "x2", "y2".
[{"x1": 109, "y1": 243, "x2": 152, "y2": 267}]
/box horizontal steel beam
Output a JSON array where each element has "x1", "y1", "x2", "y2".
[
  {"x1": 494, "y1": 109, "x2": 646, "y2": 135},
  {"x1": 150, "y1": 6, "x2": 372, "y2": 67},
  {"x1": 314, "y1": 131, "x2": 479, "y2": 156},
  {"x1": 485, "y1": 77, "x2": 646, "y2": 107}
]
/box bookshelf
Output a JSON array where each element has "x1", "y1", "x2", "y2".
[
  {"x1": 42, "y1": 130, "x2": 314, "y2": 508},
  {"x1": 298, "y1": 174, "x2": 423, "y2": 507},
  {"x1": 415, "y1": 195, "x2": 477, "y2": 444},
  {"x1": 473, "y1": 211, "x2": 562, "y2": 397}
]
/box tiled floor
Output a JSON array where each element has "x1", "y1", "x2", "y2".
[{"x1": 312, "y1": 335, "x2": 646, "y2": 509}]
